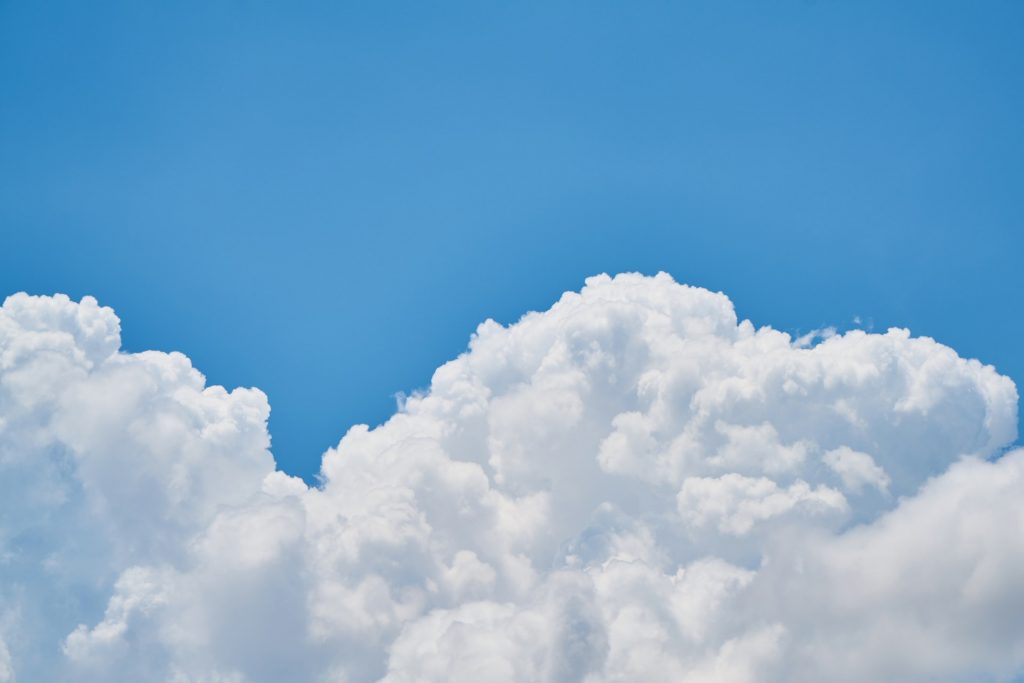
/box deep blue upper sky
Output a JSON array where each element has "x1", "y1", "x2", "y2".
[{"x1": 2, "y1": 1, "x2": 1022, "y2": 481}]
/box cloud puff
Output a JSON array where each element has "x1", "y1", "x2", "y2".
[
  {"x1": 0, "y1": 274, "x2": 1020, "y2": 682},
  {"x1": 822, "y1": 445, "x2": 891, "y2": 494}
]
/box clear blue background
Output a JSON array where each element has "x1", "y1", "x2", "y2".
[{"x1": 2, "y1": 1, "x2": 1022, "y2": 482}]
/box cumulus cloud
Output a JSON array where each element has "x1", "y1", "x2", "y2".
[
  {"x1": 676, "y1": 474, "x2": 848, "y2": 535},
  {"x1": 822, "y1": 445, "x2": 891, "y2": 494},
  {"x1": 0, "y1": 274, "x2": 1020, "y2": 682}
]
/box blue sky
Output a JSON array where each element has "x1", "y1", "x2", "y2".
[{"x1": 2, "y1": 0, "x2": 1022, "y2": 482}]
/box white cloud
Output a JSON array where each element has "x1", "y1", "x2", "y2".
[
  {"x1": 677, "y1": 474, "x2": 848, "y2": 535},
  {"x1": 823, "y1": 445, "x2": 891, "y2": 494},
  {"x1": 0, "y1": 274, "x2": 1020, "y2": 682}
]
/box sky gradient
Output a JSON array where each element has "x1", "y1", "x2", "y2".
[{"x1": 2, "y1": 1, "x2": 1022, "y2": 481}]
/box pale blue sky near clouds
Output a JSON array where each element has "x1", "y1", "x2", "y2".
[{"x1": 1, "y1": 1, "x2": 1021, "y2": 480}]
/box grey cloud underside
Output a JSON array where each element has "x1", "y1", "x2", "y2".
[{"x1": 0, "y1": 273, "x2": 1020, "y2": 682}]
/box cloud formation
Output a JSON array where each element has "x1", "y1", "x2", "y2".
[{"x1": 0, "y1": 274, "x2": 1020, "y2": 682}]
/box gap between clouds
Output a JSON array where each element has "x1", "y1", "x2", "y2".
[{"x1": 0, "y1": 272, "x2": 1021, "y2": 682}]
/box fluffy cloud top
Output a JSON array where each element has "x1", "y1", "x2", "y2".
[{"x1": 0, "y1": 274, "x2": 1020, "y2": 682}]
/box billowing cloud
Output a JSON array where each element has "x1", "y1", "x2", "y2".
[{"x1": 0, "y1": 273, "x2": 1020, "y2": 682}]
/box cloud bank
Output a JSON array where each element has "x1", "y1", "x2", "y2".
[{"x1": 0, "y1": 273, "x2": 1021, "y2": 682}]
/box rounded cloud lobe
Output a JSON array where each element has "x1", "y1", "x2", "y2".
[{"x1": 0, "y1": 274, "x2": 1020, "y2": 682}]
